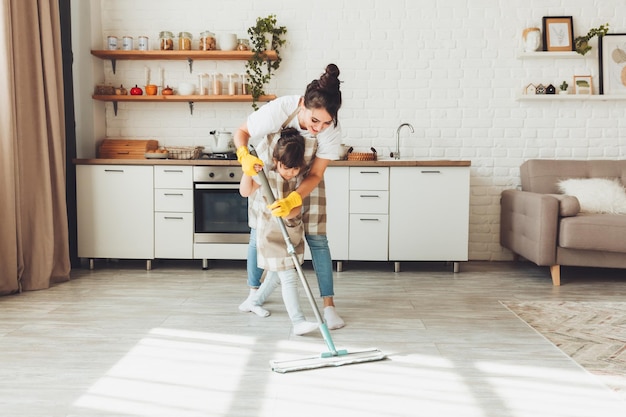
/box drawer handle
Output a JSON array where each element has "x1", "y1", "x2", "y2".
[
  {"x1": 360, "y1": 194, "x2": 380, "y2": 198},
  {"x1": 164, "y1": 193, "x2": 184, "y2": 196},
  {"x1": 359, "y1": 218, "x2": 379, "y2": 222},
  {"x1": 163, "y1": 169, "x2": 184, "y2": 173},
  {"x1": 420, "y1": 170, "x2": 441, "y2": 174},
  {"x1": 163, "y1": 216, "x2": 184, "y2": 220},
  {"x1": 359, "y1": 170, "x2": 381, "y2": 174},
  {"x1": 104, "y1": 169, "x2": 124, "y2": 173}
]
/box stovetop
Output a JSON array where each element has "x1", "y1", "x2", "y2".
[{"x1": 200, "y1": 152, "x2": 237, "y2": 160}]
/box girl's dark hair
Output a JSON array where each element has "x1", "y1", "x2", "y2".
[
  {"x1": 303, "y1": 63, "x2": 342, "y2": 127},
  {"x1": 272, "y1": 127, "x2": 305, "y2": 170}
]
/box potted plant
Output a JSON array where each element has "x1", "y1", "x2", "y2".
[
  {"x1": 559, "y1": 81, "x2": 569, "y2": 95},
  {"x1": 246, "y1": 14, "x2": 287, "y2": 109},
  {"x1": 574, "y1": 23, "x2": 609, "y2": 55}
]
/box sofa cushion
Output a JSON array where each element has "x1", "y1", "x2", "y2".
[
  {"x1": 559, "y1": 213, "x2": 626, "y2": 253},
  {"x1": 558, "y1": 178, "x2": 626, "y2": 214}
]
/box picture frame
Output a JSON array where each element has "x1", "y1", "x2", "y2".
[
  {"x1": 542, "y1": 16, "x2": 574, "y2": 52},
  {"x1": 598, "y1": 33, "x2": 626, "y2": 95},
  {"x1": 573, "y1": 75, "x2": 593, "y2": 95}
]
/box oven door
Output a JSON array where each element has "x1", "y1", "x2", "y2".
[{"x1": 193, "y1": 183, "x2": 250, "y2": 243}]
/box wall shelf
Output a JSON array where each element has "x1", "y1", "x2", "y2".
[
  {"x1": 517, "y1": 51, "x2": 584, "y2": 59},
  {"x1": 517, "y1": 94, "x2": 626, "y2": 101},
  {"x1": 93, "y1": 94, "x2": 277, "y2": 115},
  {"x1": 91, "y1": 50, "x2": 277, "y2": 73}
]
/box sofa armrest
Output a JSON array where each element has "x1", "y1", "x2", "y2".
[{"x1": 500, "y1": 189, "x2": 560, "y2": 266}]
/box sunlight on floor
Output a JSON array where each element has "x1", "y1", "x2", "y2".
[{"x1": 74, "y1": 328, "x2": 624, "y2": 417}]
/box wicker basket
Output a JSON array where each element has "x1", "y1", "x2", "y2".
[
  {"x1": 166, "y1": 146, "x2": 203, "y2": 160},
  {"x1": 347, "y1": 152, "x2": 377, "y2": 161}
]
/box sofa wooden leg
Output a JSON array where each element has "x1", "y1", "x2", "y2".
[{"x1": 550, "y1": 265, "x2": 561, "y2": 286}]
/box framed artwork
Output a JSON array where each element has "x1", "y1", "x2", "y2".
[
  {"x1": 573, "y1": 75, "x2": 593, "y2": 95},
  {"x1": 542, "y1": 16, "x2": 574, "y2": 51},
  {"x1": 598, "y1": 33, "x2": 626, "y2": 95}
]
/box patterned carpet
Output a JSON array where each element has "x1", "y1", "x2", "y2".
[{"x1": 502, "y1": 301, "x2": 626, "y2": 401}]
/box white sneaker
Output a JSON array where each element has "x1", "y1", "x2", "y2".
[
  {"x1": 324, "y1": 306, "x2": 345, "y2": 330},
  {"x1": 293, "y1": 321, "x2": 319, "y2": 336}
]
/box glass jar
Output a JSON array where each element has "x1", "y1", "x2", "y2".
[
  {"x1": 227, "y1": 73, "x2": 237, "y2": 95},
  {"x1": 240, "y1": 73, "x2": 250, "y2": 95},
  {"x1": 178, "y1": 31, "x2": 192, "y2": 50},
  {"x1": 236, "y1": 38, "x2": 250, "y2": 51},
  {"x1": 159, "y1": 31, "x2": 174, "y2": 50},
  {"x1": 211, "y1": 73, "x2": 222, "y2": 95},
  {"x1": 199, "y1": 31, "x2": 216, "y2": 51}
]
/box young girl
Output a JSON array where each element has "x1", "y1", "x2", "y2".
[{"x1": 239, "y1": 128, "x2": 318, "y2": 336}]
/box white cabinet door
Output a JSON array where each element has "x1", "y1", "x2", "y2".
[
  {"x1": 155, "y1": 212, "x2": 193, "y2": 259},
  {"x1": 76, "y1": 165, "x2": 154, "y2": 259},
  {"x1": 389, "y1": 166, "x2": 469, "y2": 261},
  {"x1": 349, "y1": 214, "x2": 389, "y2": 260},
  {"x1": 323, "y1": 167, "x2": 349, "y2": 260}
]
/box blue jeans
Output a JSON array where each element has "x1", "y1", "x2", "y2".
[{"x1": 247, "y1": 228, "x2": 335, "y2": 298}]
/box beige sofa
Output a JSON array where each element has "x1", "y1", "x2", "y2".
[{"x1": 500, "y1": 159, "x2": 626, "y2": 285}]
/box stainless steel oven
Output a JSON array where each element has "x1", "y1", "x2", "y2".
[{"x1": 193, "y1": 166, "x2": 249, "y2": 244}]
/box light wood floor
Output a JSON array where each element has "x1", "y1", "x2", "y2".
[{"x1": 1, "y1": 260, "x2": 625, "y2": 417}]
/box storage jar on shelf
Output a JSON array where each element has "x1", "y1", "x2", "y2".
[
  {"x1": 159, "y1": 31, "x2": 174, "y2": 50},
  {"x1": 178, "y1": 31, "x2": 192, "y2": 50},
  {"x1": 199, "y1": 31, "x2": 216, "y2": 51}
]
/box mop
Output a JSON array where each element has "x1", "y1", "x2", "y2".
[{"x1": 250, "y1": 146, "x2": 386, "y2": 373}]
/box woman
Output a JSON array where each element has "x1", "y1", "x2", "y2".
[{"x1": 235, "y1": 63, "x2": 345, "y2": 330}]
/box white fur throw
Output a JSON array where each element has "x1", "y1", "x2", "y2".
[{"x1": 557, "y1": 178, "x2": 626, "y2": 214}]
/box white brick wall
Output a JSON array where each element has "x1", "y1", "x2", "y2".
[{"x1": 77, "y1": 0, "x2": 626, "y2": 261}]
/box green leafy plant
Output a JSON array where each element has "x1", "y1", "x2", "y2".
[
  {"x1": 574, "y1": 23, "x2": 609, "y2": 55},
  {"x1": 559, "y1": 81, "x2": 568, "y2": 91},
  {"x1": 245, "y1": 14, "x2": 287, "y2": 110}
]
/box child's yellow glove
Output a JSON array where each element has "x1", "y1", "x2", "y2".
[
  {"x1": 236, "y1": 146, "x2": 264, "y2": 177},
  {"x1": 268, "y1": 191, "x2": 302, "y2": 217}
]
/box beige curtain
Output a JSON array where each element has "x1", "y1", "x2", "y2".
[{"x1": 0, "y1": 0, "x2": 70, "y2": 294}]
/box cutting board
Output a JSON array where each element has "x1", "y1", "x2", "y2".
[{"x1": 98, "y1": 139, "x2": 158, "y2": 159}]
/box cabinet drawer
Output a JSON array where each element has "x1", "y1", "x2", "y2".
[
  {"x1": 349, "y1": 190, "x2": 389, "y2": 214},
  {"x1": 154, "y1": 189, "x2": 193, "y2": 212},
  {"x1": 349, "y1": 167, "x2": 389, "y2": 190},
  {"x1": 154, "y1": 166, "x2": 192, "y2": 189},
  {"x1": 348, "y1": 214, "x2": 388, "y2": 260},
  {"x1": 155, "y1": 212, "x2": 193, "y2": 259}
]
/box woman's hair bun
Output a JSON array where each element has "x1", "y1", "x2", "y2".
[{"x1": 319, "y1": 63, "x2": 340, "y2": 91}]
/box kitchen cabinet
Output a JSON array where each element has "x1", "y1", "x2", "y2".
[
  {"x1": 76, "y1": 165, "x2": 154, "y2": 269},
  {"x1": 91, "y1": 50, "x2": 277, "y2": 114},
  {"x1": 389, "y1": 166, "x2": 469, "y2": 272},
  {"x1": 324, "y1": 164, "x2": 470, "y2": 272},
  {"x1": 348, "y1": 167, "x2": 389, "y2": 261},
  {"x1": 154, "y1": 166, "x2": 193, "y2": 259},
  {"x1": 324, "y1": 167, "x2": 350, "y2": 265}
]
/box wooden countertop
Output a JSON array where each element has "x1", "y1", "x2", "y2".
[{"x1": 73, "y1": 158, "x2": 471, "y2": 167}]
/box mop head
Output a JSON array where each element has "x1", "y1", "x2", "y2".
[{"x1": 270, "y1": 348, "x2": 386, "y2": 373}]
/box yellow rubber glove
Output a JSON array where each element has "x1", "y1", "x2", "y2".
[
  {"x1": 268, "y1": 191, "x2": 303, "y2": 217},
  {"x1": 236, "y1": 146, "x2": 263, "y2": 177}
]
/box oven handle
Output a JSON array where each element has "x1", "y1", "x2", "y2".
[{"x1": 194, "y1": 183, "x2": 239, "y2": 190}]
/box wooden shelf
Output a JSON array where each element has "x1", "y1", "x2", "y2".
[
  {"x1": 92, "y1": 94, "x2": 276, "y2": 102},
  {"x1": 93, "y1": 94, "x2": 277, "y2": 115},
  {"x1": 91, "y1": 50, "x2": 277, "y2": 61},
  {"x1": 92, "y1": 49, "x2": 277, "y2": 73}
]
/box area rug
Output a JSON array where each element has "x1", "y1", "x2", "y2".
[{"x1": 502, "y1": 301, "x2": 626, "y2": 401}]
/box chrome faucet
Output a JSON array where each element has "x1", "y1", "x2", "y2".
[{"x1": 390, "y1": 122, "x2": 414, "y2": 160}]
